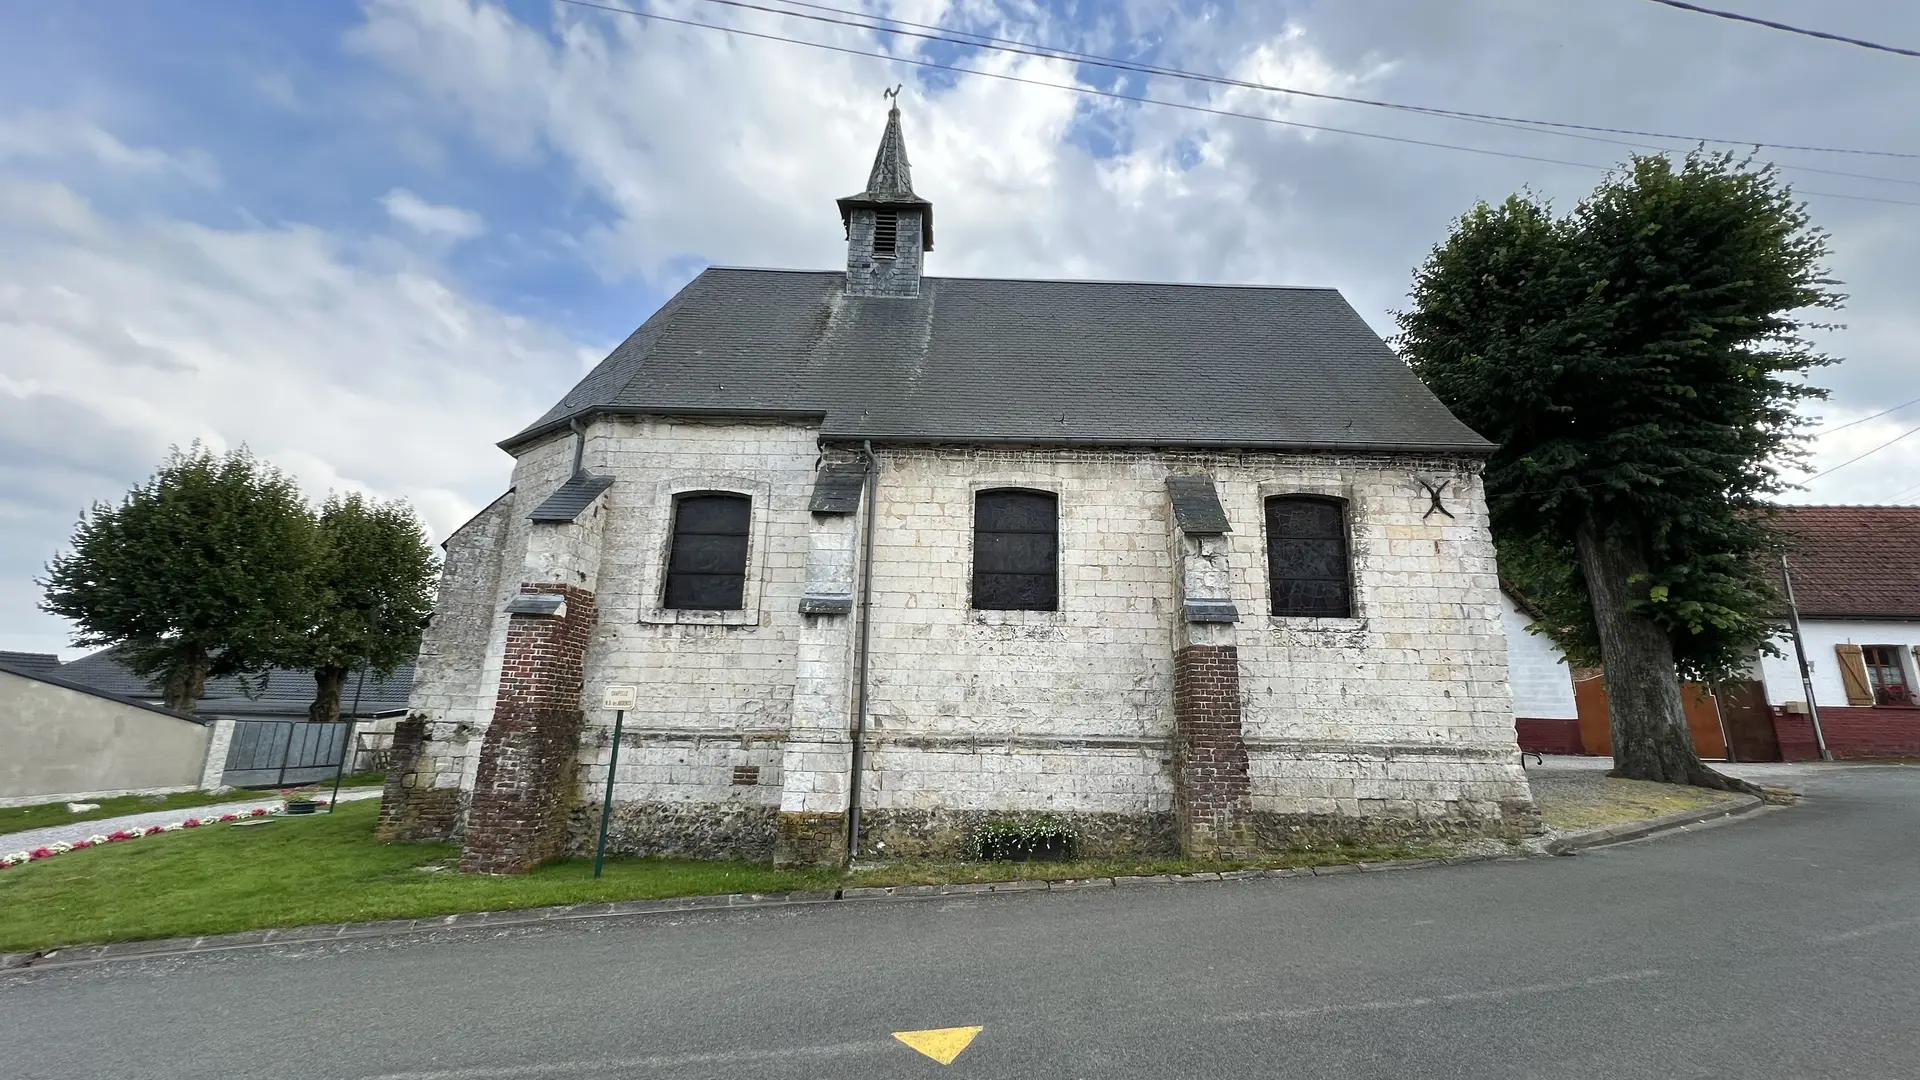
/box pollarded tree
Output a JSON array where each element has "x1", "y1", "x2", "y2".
[
  {"x1": 40, "y1": 445, "x2": 320, "y2": 712},
  {"x1": 291, "y1": 493, "x2": 438, "y2": 723},
  {"x1": 1397, "y1": 152, "x2": 1840, "y2": 790}
]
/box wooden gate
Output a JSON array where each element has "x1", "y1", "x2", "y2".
[
  {"x1": 1716, "y1": 680, "x2": 1782, "y2": 762},
  {"x1": 1571, "y1": 672, "x2": 1731, "y2": 760}
]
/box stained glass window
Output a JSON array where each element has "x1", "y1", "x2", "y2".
[{"x1": 1266, "y1": 496, "x2": 1351, "y2": 618}]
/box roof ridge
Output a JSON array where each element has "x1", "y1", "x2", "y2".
[{"x1": 699, "y1": 265, "x2": 1342, "y2": 292}]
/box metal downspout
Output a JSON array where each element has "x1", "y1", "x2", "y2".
[
  {"x1": 568, "y1": 418, "x2": 587, "y2": 478},
  {"x1": 1780, "y1": 554, "x2": 1833, "y2": 761},
  {"x1": 847, "y1": 441, "x2": 879, "y2": 864}
]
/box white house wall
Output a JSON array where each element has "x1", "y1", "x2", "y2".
[
  {"x1": 1500, "y1": 591, "x2": 1578, "y2": 720},
  {"x1": 1757, "y1": 619, "x2": 1920, "y2": 707}
]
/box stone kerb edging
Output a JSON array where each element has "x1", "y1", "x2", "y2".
[
  {"x1": 1540, "y1": 793, "x2": 1768, "y2": 856},
  {"x1": 2, "y1": 799, "x2": 1780, "y2": 973},
  {"x1": 2, "y1": 854, "x2": 1512, "y2": 972}
]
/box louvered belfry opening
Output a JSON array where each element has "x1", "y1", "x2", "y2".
[
  {"x1": 1265, "y1": 496, "x2": 1352, "y2": 618},
  {"x1": 871, "y1": 210, "x2": 899, "y2": 257},
  {"x1": 665, "y1": 493, "x2": 750, "y2": 610},
  {"x1": 972, "y1": 489, "x2": 1059, "y2": 611}
]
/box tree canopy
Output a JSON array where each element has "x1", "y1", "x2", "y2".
[
  {"x1": 40, "y1": 445, "x2": 319, "y2": 712},
  {"x1": 291, "y1": 494, "x2": 438, "y2": 723},
  {"x1": 1397, "y1": 151, "x2": 1840, "y2": 786}
]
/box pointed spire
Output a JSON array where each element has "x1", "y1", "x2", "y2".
[
  {"x1": 837, "y1": 87, "x2": 933, "y2": 251},
  {"x1": 861, "y1": 100, "x2": 916, "y2": 200}
]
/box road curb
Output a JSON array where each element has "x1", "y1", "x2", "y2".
[
  {"x1": 1542, "y1": 793, "x2": 1769, "y2": 856},
  {"x1": 1, "y1": 851, "x2": 1525, "y2": 973}
]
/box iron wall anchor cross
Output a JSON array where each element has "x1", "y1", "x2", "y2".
[{"x1": 1418, "y1": 476, "x2": 1455, "y2": 520}]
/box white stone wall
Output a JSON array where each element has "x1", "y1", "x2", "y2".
[
  {"x1": 412, "y1": 427, "x2": 1531, "y2": 834},
  {"x1": 1501, "y1": 590, "x2": 1577, "y2": 720},
  {"x1": 1758, "y1": 620, "x2": 1920, "y2": 707},
  {"x1": 572, "y1": 417, "x2": 818, "y2": 809}
]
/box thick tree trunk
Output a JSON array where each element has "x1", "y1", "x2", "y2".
[
  {"x1": 1574, "y1": 520, "x2": 1760, "y2": 794},
  {"x1": 161, "y1": 645, "x2": 208, "y2": 713},
  {"x1": 309, "y1": 665, "x2": 349, "y2": 723}
]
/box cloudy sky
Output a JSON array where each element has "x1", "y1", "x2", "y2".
[{"x1": 2, "y1": 0, "x2": 1916, "y2": 657}]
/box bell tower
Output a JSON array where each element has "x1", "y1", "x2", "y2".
[{"x1": 837, "y1": 88, "x2": 933, "y2": 298}]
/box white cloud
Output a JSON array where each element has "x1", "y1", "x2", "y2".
[
  {"x1": 0, "y1": 110, "x2": 219, "y2": 186},
  {"x1": 0, "y1": 182, "x2": 590, "y2": 654},
  {"x1": 381, "y1": 187, "x2": 487, "y2": 239}
]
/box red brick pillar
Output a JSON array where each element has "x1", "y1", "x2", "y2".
[
  {"x1": 1172, "y1": 643, "x2": 1254, "y2": 858},
  {"x1": 459, "y1": 583, "x2": 597, "y2": 874}
]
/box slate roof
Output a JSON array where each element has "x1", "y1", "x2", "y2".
[
  {"x1": 0, "y1": 659, "x2": 206, "y2": 724},
  {"x1": 1774, "y1": 506, "x2": 1920, "y2": 620},
  {"x1": 0, "y1": 651, "x2": 62, "y2": 677},
  {"x1": 506, "y1": 269, "x2": 1492, "y2": 455},
  {"x1": 52, "y1": 646, "x2": 414, "y2": 719},
  {"x1": 529, "y1": 475, "x2": 614, "y2": 523}
]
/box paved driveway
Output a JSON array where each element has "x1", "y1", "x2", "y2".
[{"x1": 4, "y1": 765, "x2": 1916, "y2": 1080}]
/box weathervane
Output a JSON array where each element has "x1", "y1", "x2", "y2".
[{"x1": 883, "y1": 84, "x2": 902, "y2": 107}]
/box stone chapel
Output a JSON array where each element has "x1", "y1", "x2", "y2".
[{"x1": 377, "y1": 103, "x2": 1537, "y2": 871}]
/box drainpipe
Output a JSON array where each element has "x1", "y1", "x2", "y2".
[
  {"x1": 846, "y1": 441, "x2": 879, "y2": 864},
  {"x1": 568, "y1": 418, "x2": 587, "y2": 478},
  {"x1": 1780, "y1": 554, "x2": 1833, "y2": 762}
]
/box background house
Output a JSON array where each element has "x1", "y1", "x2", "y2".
[
  {"x1": 1501, "y1": 587, "x2": 1581, "y2": 754},
  {"x1": 9, "y1": 647, "x2": 414, "y2": 793},
  {"x1": 0, "y1": 653, "x2": 211, "y2": 804},
  {"x1": 1756, "y1": 506, "x2": 1920, "y2": 760}
]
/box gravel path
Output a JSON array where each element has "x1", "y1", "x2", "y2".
[{"x1": 0, "y1": 789, "x2": 382, "y2": 853}]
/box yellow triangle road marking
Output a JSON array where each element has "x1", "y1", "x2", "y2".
[{"x1": 893, "y1": 1025, "x2": 983, "y2": 1065}]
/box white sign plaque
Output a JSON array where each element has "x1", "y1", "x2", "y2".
[{"x1": 601, "y1": 684, "x2": 637, "y2": 711}]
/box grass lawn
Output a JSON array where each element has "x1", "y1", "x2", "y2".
[
  {"x1": 0, "y1": 775, "x2": 387, "y2": 836},
  {"x1": 0, "y1": 799, "x2": 1450, "y2": 953},
  {"x1": 1531, "y1": 775, "x2": 1741, "y2": 830}
]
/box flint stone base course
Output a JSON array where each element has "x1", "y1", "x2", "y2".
[
  {"x1": 1247, "y1": 804, "x2": 1535, "y2": 852},
  {"x1": 569, "y1": 801, "x2": 780, "y2": 862},
  {"x1": 775, "y1": 810, "x2": 848, "y2": 867},
  {"x1": 853, "y1": 808, "x2": 1179, "y2": 860},
  {"x1": 376, "y1": 716, "x2": 459, "y2": 842}
]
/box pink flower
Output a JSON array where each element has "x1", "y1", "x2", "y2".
[
  {"x1": 71, "y1": 841, "x2": 91, "y2": 849},
  {"x1": 249, "y1": 808, "x2": 269, "y2": 817},
  {"x1": 107, "y1": 830, "x2": 135, "y2": 841},
  {"x1": 144, "y1": 826, "x2": 164, "y2": 836},
  {"x1": 218, "y1": 814, "x2": 238, "y2": 822},
  {"x1": 28, "y1": 847, "x2": 53, "y2": 860},
  {"x1": 182, "y1": 819, "x2": 201, "y2": 828}
]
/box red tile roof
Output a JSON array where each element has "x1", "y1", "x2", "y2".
[{"x1": 1773, "y1": 506, "x2": 1920, "y2": 619}]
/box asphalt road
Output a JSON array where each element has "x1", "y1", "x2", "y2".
[{"x1": 5, "y1": 765, "x2": 1916, "y2": 1080}]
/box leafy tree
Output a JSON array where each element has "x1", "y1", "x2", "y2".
[
  {"x1": 1397, "y1": 152, "x2": 1839, "y2": 790},
  {"x1": 41, "y1": 445, "x2": 319, "y2": 712},
  {"x1": 291, "y1": 493, "x2": 438, "y2": 723}
]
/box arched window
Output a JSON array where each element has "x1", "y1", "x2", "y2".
[
  {"x1": 973, "y1": 489, "x2": 1058, "y2": 611},
  {"x1": 1265, "y1": 496, "x2": 1351, "y2": 618},
  {"x1": 664, "y1": 493, "x2": 750, "y2": 610}
]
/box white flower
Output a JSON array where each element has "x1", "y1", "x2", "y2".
[
  {"x1": 49, "y1": 842, "x2": 73, "y2": 854},
  {"x1": 162, "y1": 823, "x2": 185, "y2": 832},
  {"x1": 0, "y1": 853, "x2": 26, "y2": 867},
  {"x1": 87, "y1": 835, "x2": 110, "y2": 845}
]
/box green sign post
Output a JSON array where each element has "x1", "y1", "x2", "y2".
[{"x1": 592, "y1": 684, "x2": 637, "y2": 879}]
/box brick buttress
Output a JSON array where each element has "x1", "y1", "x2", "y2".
[{"x1": 459, "y1": 583, "x2": 598, "y2": 874}]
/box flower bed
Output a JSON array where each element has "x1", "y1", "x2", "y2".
[{"x1": 0, "y1": 802, "x2": 327, "y2": 869}]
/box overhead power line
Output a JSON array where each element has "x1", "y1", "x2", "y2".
[
  {"x1": 549, "y1": 0, "x2": 1920, "y2": 207},
  {"x1": 1804, "y1": 421, "x2": 1920, "y2": 481},
  {"x1": 1643, "y1": 0, "x2": 1920, "y2": 59},
  {"x1": 1812, "y1": 396, "x2": 1920, "y2": 436},
  {"x1": 698, "y1": 0, "x2": 1920, "y2": 161}
]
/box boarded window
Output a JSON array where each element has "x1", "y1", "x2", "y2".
[
  {"x1": 1266, "y1": 496, "x2": 1351, "y2": 618},
  {"x1": 872, "y1": 211, "x2": 899, "y2": 257},
  {"x1": 973, "y1": 490, "x2": 1058, "y2": 611},
  {"x1": 664, "y1": 493, "x2": 750, "y2": 610},
  {"x1": 1862, "y1": 645, "x2": 1912, "y2": 706}
]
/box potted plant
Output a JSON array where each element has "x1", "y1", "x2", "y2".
[{"x1": 279, "y1": 786, "x2": 322, "y2": 816}]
